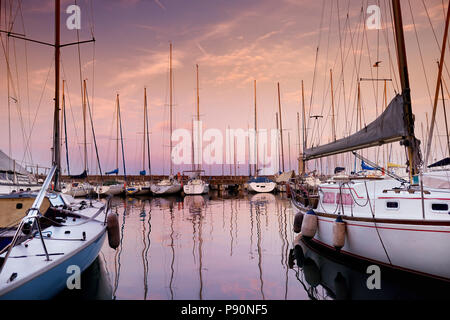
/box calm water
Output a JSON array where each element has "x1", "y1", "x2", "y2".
[{"x1": 56, "y1": 192, "x2": 450, "y2": 300}]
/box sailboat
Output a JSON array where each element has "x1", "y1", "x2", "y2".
[
  {"x1": 247, "y1": 80, "x2": 277, "y2": 194},
  {"x1": 290, "y1": 0, "x2": 450, "y2": 281},
  {"x1": 151, "y1": 43, "x2": 182, "y2": 196},
  {"x1": 184, "y1": 65, "x2": 209, "y2": 196},
  {"x1": 126, "y1": 88, "x2": 152, "y2": 196},
  {"x1": 62, "y1": 81, "x2": 93, "y2": 197},
  {"x1": 0, "y1": 150, "x2": 41, "y2": 195},
  {"x1": 95, "y1": 95, "x2": 126, "y2": 197},
  {"x1": 0, "y1": 0, "x2": 117, "y2": 299}
]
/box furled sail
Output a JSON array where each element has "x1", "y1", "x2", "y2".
[
  {"x1": 106, "y1": 169, "x2": 119, "y2": 175},
  {"x1": 69, "y1": 170, "x2": 88, "y2": 179},
  {"x1": 304, "y1": 95, "x2": 408, "y2": 161}
]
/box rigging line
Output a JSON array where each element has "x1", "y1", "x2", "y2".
[
  {"x1": 375, "y1": 0, "x2": 381, "y2": 118},
  {"x1": 63, "y1": 91, "x2": 70, "y2": 176},
  {"x1": 422, "y1": 0, "x2": 450, "y2": 103},
  {"x1": 85, "y1": 80, "x2": 103, "y2": 179},
  {"x1": 307, "y1": 0, "x2": 326, "y2": 149},
  {"x1": 18, "y1": 57, "x2": 54, "y2": 168},
  {"x1": 17, "y1": 0, "x2": 33, "y2": 165},
  {"x1": 382, "y1": 0, "x2": 400, "y2": 93},
  {"x1": 104, "y1": 101, "x2": 116, "y2": 171},
  {"x1": 320, "y1": 2, "x2": 334, "y2": 125},
  {"x1": 362, "y1": 2, "x2": 378, "y2": 118},
  {"x1": 336, "y1": 0, "x2": 349, "y2": 136},
  {"x1": 408, "y1": 0, "x2": 434, "y2": 107},
  {"x1": 420, "y1": 0, "x2": 448, "y2": 161},
  {"x1": 12, "y1": 35, "x2": 34, "y2": 166},
  {"x1": 343, "y1": 7, "x2": 365, "y2": 136},
  {"x1": 364, "y1": 181, "x2": 392, "y2": 265},
  {"x1": 61, "y1": 58, "x2": 84, "y2": 165},
  {"x1": 2, "y1": 35, "x2": 38, "y2": 167},
  {"x1": 11, "y1": 36, "x2": 33, "y2": 165}
]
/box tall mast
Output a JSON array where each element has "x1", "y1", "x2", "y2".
[
  {"x1": 288, "y1": 132, "x2": 291, "y2": 172},
  {"x1": 143, "y1": 88, "x2": 147, "y2": 174},
  {"x1": 145, "y1": 89, "x2": 152, "y2": 180},
  {"x1": 196, "y1": 64, "x2": 201, "y2": 171},
  {"x1": 424, "y1": 2, "x2": 450, "y2": 167},
  {"x1": 254, "y1": 80, "x2": 258, "y2": 176},
  {"x1": 277, "y1": 82, "x2": 285, "y2": 172},
  {"x1": 301, "y1": 80, "x2": 307, "y2": 175},
  {"x1": 116, "y1": 94, "x2": 119, "y2": 175},
  {"x1": 53, "y1": 0, "x2": 61, "y2": 189},
  {"x1": 276, "y1": 112, "x2": 281, "y2": 173},
  {"x1": 330, "y1": 69, "x2": 337, "y2": 142},
  {"x1": 82, "y1": 80, "x2": 88, "y2": 173},
  {"x1": 169, "y1": 42, "x2": 173, "y2": 176},
  {"x1": 297, "y1": 112, "x2": 301, "y2": 174},
  {"x1": 392, "y1": 0, "x2": 419, "y2": 179}
]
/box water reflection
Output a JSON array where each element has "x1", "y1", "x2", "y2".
[
  {"x1": 58, "y1": 192, "x2": 450, "y2": 300},
  {"x1": 290, "y1": 235, "x2": 450, "y2": 300}
]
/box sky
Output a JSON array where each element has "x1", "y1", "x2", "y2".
[{"x1": 1, "y1": 0, "x2": 450, "y2": 176}]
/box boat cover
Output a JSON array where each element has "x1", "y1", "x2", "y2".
[{"x1": 304, "y1": 95, "x2": 408, "y2": 160}]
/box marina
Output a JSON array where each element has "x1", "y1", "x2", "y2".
[{"x1": 1, "y1": 0, "x2": 450, "y2": 302}]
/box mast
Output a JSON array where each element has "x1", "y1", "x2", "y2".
[
  {"x1": 288, "y1": 132, "x2": 291, "y2": 172},
  {"x1": 82, "y1": 79, "x2": 88, "y2": 174},
  {"x1": 196, "y1": 64, "x2": 201, "y2": 171},
  {"x1": 169, "y1": 42, "x2": 173, "y2": 176},
  {"x1": 277, "y1": 82, "x2": 285, "y2": 172},
  {"x1": 116, "y1": 93, "x2": 119, "y2": 175},
  {"x1": 392, "y1": 0, "x2": 420, "y2": 179},
  {"x1": 424, "y1": 2, "x2": 450, "y2": 167},
  {"x1": 254, "y1": 80, "x2": 258, "y2": 176},
  {"x1": 276, "y1": 112, "x2": 281, "y2": 173},
  {"x1": 297, "y1": 112, "x2": 302, "y2": 174},
  {"x1": 301, "y1": 80, "x2": 307, "y2": 175},
  {"x1": 53, "y1": 0, "x2": 61, "y2": 190},
  {"x1": 142, "y1": 88, "x2": 146, "y2": 176},
  {"x1": 330, "y1": 69, "x2": 337, "y2": 142},
  {"x1": 117, "y1": 94, "x2": 127, "y2": 184},
  {"x1": 145, "y1": 89, "x2": 152, "y2": 181}
]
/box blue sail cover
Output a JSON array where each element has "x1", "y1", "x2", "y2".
[
  {"x1": 106, "y1": 169, "x2": 119, "y2": 175},
  {"x1": 361, "y1": 161, "x2": 376, "y2": 171},
  {"x1": 140, "y1": 170, "x2": 146, "y2": 176}
]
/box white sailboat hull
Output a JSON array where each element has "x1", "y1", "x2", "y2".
[
  {"x1": 62, "y1": 183, "x2": 93, "y2": 198},
  {"x1": 151, "y1": 183, "x2": 181, "y2": 195},
  {"x1": 248, "y1": 182, "x2": 277, "y2": 193},
  {"x1": 0, "y1": 184, "x2": 41, "y2": 195},
  {"x1": 0, "y1": 200, "x2": 108, "y2": 299},
  {"x1": 95, "y1": 184, "x2": 124, "y2": 196},
  {"x1": 183, "y1": 183, "x2": 209, "y2": 195},
  {"x1": 292, "y1": 201, "x2": 450, "y2": 281}
]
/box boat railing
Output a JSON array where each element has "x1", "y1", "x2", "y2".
[{"x1": 0, "y1": 165, "x2": 57, "y2": 274}]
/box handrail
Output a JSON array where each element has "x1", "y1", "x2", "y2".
[{"x1": 0, "y1": 165, "x2": 56, "y2": 274}]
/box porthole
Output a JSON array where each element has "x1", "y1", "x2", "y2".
[
  {"x1": 432, "y1": 203, "x2": 448, "y2": 211},
  {"x1": 16, "y1": 203, "x2": 23, "y2": 210},
  {"x1": 386, "y1": 201, "x2": 399, "y2": 210}
]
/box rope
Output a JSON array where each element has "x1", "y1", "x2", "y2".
[{"x1": 363, "y1": 181, "x2": 392, "y2": 265}]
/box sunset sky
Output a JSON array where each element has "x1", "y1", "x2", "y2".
[{"x1": 1, "y1": 0, "x2": 450, "y2": 176}]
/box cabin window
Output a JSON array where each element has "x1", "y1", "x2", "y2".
[
  {"x1": 336, "y1": 193, "x2": 354, "y2": 206},
  {"x1": 386, "y1": 201, "x2": 399, "y2": 210},
  {"x1": 432, "y1": 203, "x2": 449, "y2": 212},
  {"x1": 16, "y1": 203, "x2": 23, "y2": 210},
  {"x1": 322, "y1": 192, "x2": 336, "y2": 204}
]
